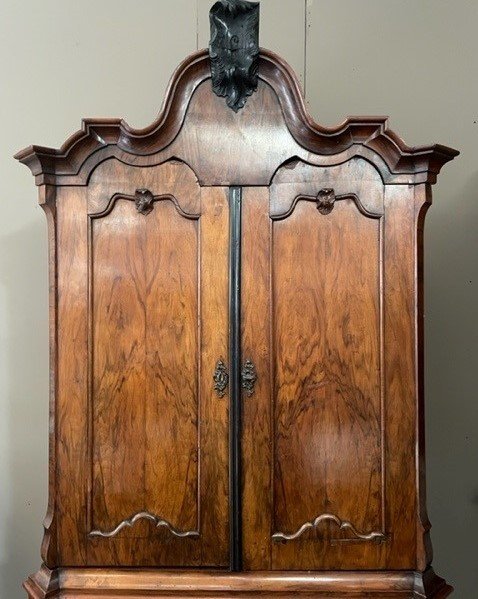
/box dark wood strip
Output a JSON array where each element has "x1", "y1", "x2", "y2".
[{"x1": 229, "y1": 186, "x2": 242, "y2": 571}]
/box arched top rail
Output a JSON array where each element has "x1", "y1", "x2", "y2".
[{"x1": 15, "y1": 49, "x2": 458, "y2": 187}]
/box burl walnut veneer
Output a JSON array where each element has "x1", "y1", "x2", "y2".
[{"x1": 15, "y1": 1, "x2": 458, "y2": 597}]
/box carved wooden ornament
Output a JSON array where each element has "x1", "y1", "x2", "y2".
[{"x1": 209, "y1": 0, "x2": 260, "y2": 112}]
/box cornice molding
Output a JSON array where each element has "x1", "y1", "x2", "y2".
[{"x1": 15, "y1": 49, "x2": 459, "y2": 186}]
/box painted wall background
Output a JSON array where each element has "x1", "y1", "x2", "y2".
[{"x1": 0, "y1": 1, "x2": 476, "y2": 597}]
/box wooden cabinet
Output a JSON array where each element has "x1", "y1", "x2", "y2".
[{"x1": 16, "y1": 4, "x2": 458, "y2": 597}]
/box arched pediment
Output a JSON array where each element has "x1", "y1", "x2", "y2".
[{"x1": 15, "y1": 49, "x2": 458, "y2": 187}]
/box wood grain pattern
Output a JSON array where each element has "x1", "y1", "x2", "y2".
[
  {"x1": 16, "y1": 37, "x2": 457, "y2": 598},
  {"x1": 56, "y1": 186, "x2": 89, "y2": 565},
  {"x1": 54, "y1": 160, "x2": 230, "y2": 568},
  {"x1": 241, "y1": 161, "x2": 439, "y2": 573},
  {"x1": 196, "y1": 186, "x2": 230, "y2": 567},
  {"x1": 24, "y1": 565, "x2": 453, "y2": 598},
  {"x1": 37, "y1": 186, "x2": 59, "y2": 568},
  {"x1": 89, "y1": 198, "x2": 200, "y2": 544},
  {"x1": 15, "y1": 50, "x2": 458, "y2": 188},
  {"x1": 273, "y1": 175, "x2": 385, "y2": 570},
  {"x1": 241, "y1": 187, "x2": 273, "y2": 571},
  {"x1": 382, "y1": 185, "x2": 418, "y2": 569},
  {"x1": 270, "y1": 158, "x2": 384, "y2": 218}
]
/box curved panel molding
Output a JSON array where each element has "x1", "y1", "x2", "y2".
[
  {"x1": 272, "y1": 513, "x2": 386, "y2": 543},
  {"x1": 269, "y1": 156, "x2": 385, "y2": 215},
  {"x1": 89, "y1": 189, "x2": 201, "y2": 220},
  {"x1": 270, "y1": 190, "x2": 383, "y2": 222},
  {"x1": 89, "y1": 512, "x2": 200, "y2": 539}
]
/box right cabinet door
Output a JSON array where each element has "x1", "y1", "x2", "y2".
[{"x1": 241, "y1": 159, "x2": 419, "y2": 571}]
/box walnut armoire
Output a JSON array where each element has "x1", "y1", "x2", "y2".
[{"x1": 15, "y1": 2, "x2": 459, "y2": 597}]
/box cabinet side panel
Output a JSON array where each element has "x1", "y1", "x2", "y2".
[
  {"x1": 39, "y1": 186, "x2": 59, "y2": 568},
  {"x1": 57, "y1": 187, "x2": 89, "y2": 564},
  {"x1": 415, "y1": 184, "x2": 434, "y2": 571},
  {"x1": 383, "y1": 185, "x2": 418, "y2": 568}
]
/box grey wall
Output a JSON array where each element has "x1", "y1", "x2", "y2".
[{"x1": 0, "y1": 1, "x2": 476, "y2": 597}]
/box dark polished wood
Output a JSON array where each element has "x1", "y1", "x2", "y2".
[
  {"x1": 209, "y1": 0, "x2": 260, "y2": 113},
  {"x1": 17, "y1": 33, "x2": 457, "y2": 599}
]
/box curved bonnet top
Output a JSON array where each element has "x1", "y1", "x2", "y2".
[{"x1": 15, "y1": 4, "x2": 458, "y2": 187}]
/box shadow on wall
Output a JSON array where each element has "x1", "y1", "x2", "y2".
[
  {"x1": 426, "y1": 167, "x2": 478, "y2": 599},
  {"x1": 0, "y1": 215, "x2": 48, "y2": 598}
]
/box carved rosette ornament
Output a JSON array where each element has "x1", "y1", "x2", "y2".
[
  {"x1": 316, "y1": 188, "x2": 336, "y2": 215},
  {"x1": 209, "y1": 0, "x2": 260, "y2": 112},
  {"x1": 135, "y1": 188, "x2": 155, "y2": 215}
]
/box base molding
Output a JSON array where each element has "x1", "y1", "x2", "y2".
[{"x1": 24, "y1": 565, "x2": 453, "y2": 598}]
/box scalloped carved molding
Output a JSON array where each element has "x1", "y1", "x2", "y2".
[
  {"x1": 88, "y1": 512, "x2": 200, "y2": 539},
  {"x1": 270, "y1": 190, "x2": 383, "y2": 221},
  {"x1": 272, "y1": 513, "x2": 387, "y2": 543},
  {"x1": 15, "y1": 49, "x2": 458, "y2": 187},
  {"x1": 88, "y1": 190, "x2": 201, "y2": 221}
]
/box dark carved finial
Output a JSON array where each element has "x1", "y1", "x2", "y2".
[
  {"x1": 209, "y1": 0, "x2": 260, "y2": 112},
  {"x1": 135, "y1": 188, "x2": 155, "y2": 215},
  {"x1": 316, "y1": 189, "x2": 336, "y2": 215}
]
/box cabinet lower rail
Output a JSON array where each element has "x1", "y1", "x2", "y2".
[{"x1": 24, "y1": 565, "x2": 452, "y2": 598}]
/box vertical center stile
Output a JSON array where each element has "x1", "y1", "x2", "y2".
[{"x1": 229, "y1": 186, "x2": 243, "y2": 571}]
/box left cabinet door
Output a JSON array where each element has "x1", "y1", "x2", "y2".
[{"x1": 55, "y1": 161, "x2": 230, "y2": 568}]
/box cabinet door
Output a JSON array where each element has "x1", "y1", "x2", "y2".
[
  {"x1": 57, "y1": 162, "x2": 230, "y2": 568},
  {"x1": 242, "y1": 160, "x2": 417, "y2": 571}
]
